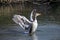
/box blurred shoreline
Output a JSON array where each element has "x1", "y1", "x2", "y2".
[{"x1": 0, "y1": 1, "x2": 60, "y2": 25}]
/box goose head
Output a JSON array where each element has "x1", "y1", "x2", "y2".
[{"x1": 33, "y1": 9, "x2": 41, "y2": 17}]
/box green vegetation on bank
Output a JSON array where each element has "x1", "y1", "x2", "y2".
[{"x1": 0, "y1": 2, "x2": 60, "y2": 25}]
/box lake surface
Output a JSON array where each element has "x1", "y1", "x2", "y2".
[{"x1": 0, "y1": 21, "x2": 60, "y2": 40}]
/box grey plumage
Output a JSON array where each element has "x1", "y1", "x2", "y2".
[{"x1": 12, "y1": 9, "x2": 41, "y2": 34}]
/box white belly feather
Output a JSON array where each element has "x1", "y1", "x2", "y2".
[{"x1": 32, "y1": 20, "x2": 38, "y2": 33}]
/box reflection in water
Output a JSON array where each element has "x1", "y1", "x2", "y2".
[{"x1": 31, "y1": 33, "x2": 38, "y2": 40}]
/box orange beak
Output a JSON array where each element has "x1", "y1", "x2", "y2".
[{"x1": 36, "y1": 13, "x2": 41, "y2": 17}]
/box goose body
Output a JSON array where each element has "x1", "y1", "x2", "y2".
[
  {"x1": 32, "y1": 19, "x2": 38, "y2": 33},
  {"x1": 12, "y1": 9, "x2": 40, "y2": 34},
  {"x1": 29, "y1": 19, "x2": 38, "y2": 34}
]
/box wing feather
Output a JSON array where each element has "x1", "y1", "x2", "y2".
[{"x1": 12, "y1": 15, "x2": 31, "y2": 30}]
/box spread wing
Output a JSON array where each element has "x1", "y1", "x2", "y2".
[
  {"x1": 12, "y1": 15, "x2": 31, "y2": 30},
  {"x1": 30, "y1": 10, "x2": 34, "y2": 21},
  {"x1": 30, "y1": 9, "x2": 36, "y2": 21}
]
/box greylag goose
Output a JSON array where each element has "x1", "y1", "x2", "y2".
[{"x1": 12, "y1": 9, "x2": 41, "y2": 34}]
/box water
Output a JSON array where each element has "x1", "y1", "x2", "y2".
[{"x1": 0, "y1": 21, "x2": 60, "y2": 40}]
